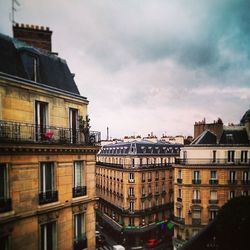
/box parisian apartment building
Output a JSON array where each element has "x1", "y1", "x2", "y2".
[
  {"x1": 172, "y1": 111, "x2": 250, "y2": 250},
  {"x1": 96, "y1": 140, "x2": 181, "y2": 248},
  {"x1": 0, "y1": 24, "x2": 100, "y2": 250}
]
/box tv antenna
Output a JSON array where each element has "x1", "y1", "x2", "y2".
[{"x1": 11, "y1": 0, "x2": 20, "y2": 25}]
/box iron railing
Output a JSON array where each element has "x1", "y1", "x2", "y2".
[
  {"x1": 0, "y1": 120, "x2": 101, "y2": 146},
  {"x1": 175, "y1": 158, "x2": 250, "y2": 166},
  {"x1": 39, "y1": 190, "x2": 58, "y2": 205},
  {"x1": 74, "y1": 234, "x2": 87, "y2": 250},
  {"x1": 73, "y1": 186, "x2": 87, "y2": 198},
  {"x1": 0, "y1": 198, "x2": 12, "y2": 213}
]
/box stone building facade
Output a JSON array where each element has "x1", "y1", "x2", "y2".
[
  {"x1": 0, "y1": 27, "x2": 100, "y2": 250},
  {"x1": 96, "y1": 141, "x2": 181, "y2": 248},
  {"x1": 172, "y1": 112, "x2": 250, "y2": 249}
]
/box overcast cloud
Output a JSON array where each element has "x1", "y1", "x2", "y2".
[{"x1": 0, "y1": 0, "x2": 250, "y2": 138}]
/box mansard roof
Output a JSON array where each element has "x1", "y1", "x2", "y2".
[
  {"x1": 98, "y1": 140, "x2": 182, "y2": 156},
  {"x1": 0, "y1": 33, "x2": 80, "y2": 95}
]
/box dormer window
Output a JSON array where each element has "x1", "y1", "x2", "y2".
[{"x1": 21, "y1": 52, "x2": 39, "y2": 82}]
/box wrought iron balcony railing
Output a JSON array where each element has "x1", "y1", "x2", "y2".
[
  {"x1": 73, "y1": 186, "x2": 87, "y2": 198},
  {"x1": 209, "y1": 179, "x2": 219, "y2": 185},
  {"x1": 228, "y1": 180, "x2": 237, "y2": 185},
  {"x1": 0, "y1": 120, "x2": 101, "y2": 146},
  {"x1": 177, "y1": 178, "x2": 183, "y2": 184},
  {"x1": 175, "y1": 158, "x2": 250, "y2": 166},
  {"x1": 241, "y1": 180, "x2": 250, "y2": 185},
  {"x1": 192, "y1": 199, "x2": 201, "y2": 204},
  {"x1": 192, "y1": 179, "x2": 201, "y2": 184},
  {"x1": 0, "y1": 198, "x2": 12, "y2": 213},
  {"x1": 173, "y1": 216, "x2": 185, "y2": 225},
  {"x1": 74, "y1": 234, "x2": 87, "y2": 250},
  {"x1": 39, "y1": 190, "x2": 58, "y2": 205},
  {"x1": 192, "y1": 218, "x2": 201, "y2": 225},
  {"x1": 209, "y1": 199, "x2": 218, "y2": 204}
]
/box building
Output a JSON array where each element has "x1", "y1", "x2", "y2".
[
  {"x1": 96, "y1": 140, "x2": 181, "y2": 248},
  {"x1": 172, "y1": 111, "x2": 250, "y2": 250},
  {"x1": 0, "y1": 25, "x2": 100, "y2": 250}
]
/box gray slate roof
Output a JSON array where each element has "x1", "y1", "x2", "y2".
[{"x1": 0, "y1": 33, "x2": 80, "y2": 95}]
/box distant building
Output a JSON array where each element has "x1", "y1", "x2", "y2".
[
  {"x1": 161, "y1": 135, "x2": 185, "y2": 145},
  {"x1": 172, "y1": 111, "x2": 250, "y2": 250},
  {"x1": 96, "y1": 140, "x2": 181, "y2": 248},
  {"x1": 0, "y1": 25, "x2": 100, "y2": 250}
]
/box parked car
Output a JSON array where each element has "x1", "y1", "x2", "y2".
[{"x1": 146, "y1": 239, "x2": 159, "y2": 248}]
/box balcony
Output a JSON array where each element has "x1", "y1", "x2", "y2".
[
  {"x1": 128, "y1": 194, "x2": 135, "y2": 199},
  {"x1": 192, "y1": 218, "x2": 201, "y2": 225},
  {"x1": 39, "y1": 191, "x2": 58, "y2": 205},
  {"x1": 228, "y1": 180, "x2": 237, "y2": 185},
  {"x1": 128, "y1": 179, "x2": 135, "y2": 183},
  {"x1": 155, "y1": 177, "x2": 159, "y2": 181},
  {"x1": 241, "y1": 180, "x2": 250, "y2": 185},
  {"x1": 0, "y1": 120, "x2": 101, "y2": 146},
  {"x1": 209, "y1": 179, "x2": 218, "y2": 185},
  {"x1": 177, "y1": 197, "x2": 182, "y2": 202},
  {"x1": 192, "y1": 199, "x2": 201, "y2": 204},
  {"x1": 192, "y1": 179, "x2": 201, "y2": 184},
  {"x1": 0, "y1": 198, "x2": 12, "y2": 213},
  {"x1": 173, "y1": 216, "x2": 185, "y2": 225},
  {"x1": 73, "y1": 186, "x2": 87, "y2": 198},
  {"x1": 175, "y1": 158, "x2": 250, "y2": 166},
  {"x1": 209, "y1": 199, "x2": 218, "y2": 204},
  {"x1": 177, "y1": 178, "x2": 183, "y2": 184},
  {"x1": 148, "y1": 178, "x2": 152, "y2": 182},
  {"x1": 74, "y1": 234, "x2": 87, "y2": 250}
]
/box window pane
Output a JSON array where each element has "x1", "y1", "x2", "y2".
[{"x1": 0, "y1": 165, "x2": 6, "y2": 198}]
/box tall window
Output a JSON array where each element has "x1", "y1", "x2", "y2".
[
  {"x1": 210, "y1": 191, "x2": 217, "y2": 201},
  {"x1": 21, "y1": 53, "x2": 39, "y2": 81},
  {"x1": 178, "y1": 170, "x2": 182, "y2": 179},
  {"x1": 129, "y1": 201, "x2": 134, "y2": 212},
  {"x1": 35, "y1": 101, "x2": 48, "y2": 141},
  {"x1": 69, "y1": 108, "x2": 78, "y2": 143},
  {"x1": 73, "y1": 161, "x2": 86, "y2": 197},
  {"x1": 177, "y1": 207, "x2": 182, "y2": 218},
  {"x1": 241, "y1": 151, "x2": 248, "y2": 163},
  {"x1": 141, "y1": 201, "x2": 145, "y2": 210},
  {"x1": 0, "y1": 235, "x2": 9, "y2": 250},
  {"x1": 212, "y1": 150, "x2": 216, "y2": 163},
  {"x1": 193, "y1": 190, "x2": 200, "y2": 200},
  {"x1": 178, "y1": 188, "x2": 182, "y2": 198},
  {"x1": 211, "y1": 171, "x2": 217, "y2": 180},
  {"x1": 39, "y1": 162, "x2": 57, "y2": 204},
  {"x1": 0, "y1": 164, "x2": 11, "y2": 213},
  {"x1": 242, "y1": 171, "x2": 250, "y2": 184},
  {"x1": 148, "y1": 185, "x2": 152, "y2": 194},
  {"x1": 229, "y1": 190, "x2": 235, "y2": 199},
  {"x1": 141, "y1": 186, "x2": 145, "y2": 196},
  {"x1": 129, "y1": 172, "x2": 135, "y2": 182},
  {"x1": 40, "y1": 222, "x2": 56, "y2": 250},
  {"x1": 141, "y1": 173, "x2": 145, "y2": 182},
  {"x1": 128, "y1": 187, "x2": 134, "y2": 196},
  {"x1": 228, "y1": 151, "x2": 235, "y2": 163},
  {"x1": 209, "y1": 210, "x2": 218, "y2": 220},
  {"x1": 193, "y1": 171, "x2": 200, "y2": 180},
  {"x1": 229, "y1": 171, "x2": 236, "y2": 182},
  {"x1": 148, "y1": 172, "x2": 152, "y2": 181},
  {"x1": 74, "y1": 213, "x2": 85, "y2": 241}
]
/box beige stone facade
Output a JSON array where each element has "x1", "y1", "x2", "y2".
[
  {"x1": 96, "y1": 141, "x2": 181, "y2": 248},
  {"x1": 173, "y1": 139, "x2": 250, "y2": 249},
  {"x1": 0, "y1": 41, "x2": 99, "y2": 250}
]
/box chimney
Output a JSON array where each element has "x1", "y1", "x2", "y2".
[{"x1": 13, "y1": 23, "x2": 52, "y2": 52}]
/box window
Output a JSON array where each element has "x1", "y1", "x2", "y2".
[
  {"x1": 141, "y1": 173, "x2": 145, "y2": 182},
  {"x1": 192, "y1": 210, "x2": 201, "y2": 219},
  {"x1": 69, "y1": 108, "x2": 78, "y2": 143},
  {"x1": 129, "y1": 217, "x2": 134, "y2": 226},
  {"x1": 35, "y1": 101, "x2": 48, "y2": 141},
  {"x1": 210, "y1": 191, "x2": 217, "y2": 202},
  {"x1": 177, "y1": 207, "x2": 182, "y2": 218},
  {"x1": 242, "y1": 190, "x2": 248, "y2": 196},
  {"x1": 73, "y1": 161, "x2": 86, "y2": 197},
  {"x1": 228, "y1": 151, "x2": 235, "y2": 163},
  {"x1": 212, "y1": 150, "x2": 216, "y2": 163},
  {"x1": 40, "y1": 222, "x2": 56, "y2": 250},
  {"x1": 74, "y1": 213, "x2": 86, "y2": 250},
  {"x1": 241, "y1": 151, "x2": 248, "y2": 163},
  {"x1": 209, "y1": 210, "x2": 218, "y2": 220},
  {"x1": 39, "y1": 162, "x2": 57, "y2": 204},
  {"x1": 178, "y1": 188, "x2": 182, "y2": 198},
  {"x1": 211, "y1": 171, "x2": 217, "y2": 180},
  {"x1": 0, "y1": 164, "x2": 11, "y2": 213},
  {"x1": 155, "y1": 171, "x2": 159, "y2": 180},
  {"x1": 129, "y1": 172, "x2": 135, "y2": 183},
  {"x1": 193, "y1": 171, "x2": 200, "y2": 180},
  {"x1": 242, "y1": 171, "x2": 250, "y2": 183},
  {"x1": 21, "y1": 52, "x2": 39, "y2": 81},
  {"x1": 193, "y1": 190, "x2": 200, "y2": 200},
  {"x1": 128, "y1": 187, "x2": 134, "y2": 196},
  {"x1": 229, "y1": 171, "x2": 236, "y2": 183},
  {"x1": 178, "y1": 170, "x2": 182, "y2": 179},
  {"x1": 229, "y1": 190, "x2": 235, "y2": 199},
  {"x1": 148, "y1": 200, "x2": 152, "y2": 208},
  {"x1": 141, "y1": 201, "x2": 145, "y2": 210},
  {"x1": 129, "y1": 201, "x2": 134, "y2": 212},
  {"x1": 141, "y1": 186, "x2": 145, "y2": 196},
  {"x1": 155, "y1": 183, "x2": 159, "y2": 193},
  {"x1": 148, "y1": 185, "x2": 152, "y2": 194},
  {"x1": 148, "y1": 172, "x2": 152, "y2": 181}
]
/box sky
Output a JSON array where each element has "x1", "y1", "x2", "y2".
[{"x1": 0, "y1": 0, "x2": 250, "y2": 139}]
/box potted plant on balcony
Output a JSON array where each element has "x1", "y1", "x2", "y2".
[{"x1": 78, "y1": 115, "x2": 90, "y2": 144}]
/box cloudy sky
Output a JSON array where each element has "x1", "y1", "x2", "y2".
[{"x1": 0, "y1": 0, "x2": 250, "y2": 139}]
